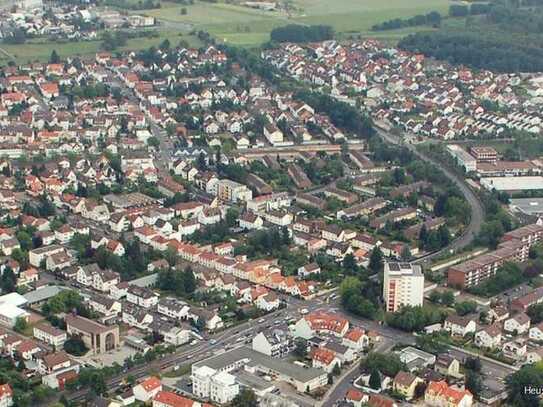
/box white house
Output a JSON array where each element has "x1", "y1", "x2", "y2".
[
  {"x1": 133, "y1": 377, "x2": 162, "y2": 402},
  {"x1": 504, "y1": 313, "x2": 531, "y2": 335},
  {"x1": 443, "y1": 315, "x2": 477, "y2": 337}
]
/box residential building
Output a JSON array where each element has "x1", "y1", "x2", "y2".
[
  {"x1": 425, "y1": 381, "x2": 473, "y2": 407},
  {"x1": 383, "y1": 262, "x2": 424, "y2": 312},
  {"x1": 33, "y1": 323, "x2": 67, "y2": 347}
]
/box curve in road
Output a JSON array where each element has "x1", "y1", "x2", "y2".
[{"x1": 374, "y1": 127, "x2": 485, "y2": 264}]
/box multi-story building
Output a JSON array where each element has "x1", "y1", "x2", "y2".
[
  {"x1": 383, "y1": 262, "x2": 424, "y2": 312},
  {"x1": 252, "y1": 330, "x2": 293, "y2": 358},
  {"x1": 447, "y1": 145, "x2": 477, "y2": 172},
  {"x1": 33, "y1": 323, "x2": 67, "y2": 347},
  {"x1": 216, "y1": 179, "x2": 252, "y2": 203},
  {"x1": 126, "y1": 285, "x2": 159, "y2": 308},
  {"x1": 448, "y1": 224, "x2": 543, "y2": 289},
  {"x1": 192, "y1": 366, "x2": 238, "y2": 404},
  {"x1": 470, "y1": 146, "x2": 497, "y2": 164}
]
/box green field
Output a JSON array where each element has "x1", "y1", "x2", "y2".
[
  {"x1": 142, "y1": 0, "x2": 451, "y2": 46},
  {"x1": 0, "y1": 0, "x2": 451, "y2": 62},
  {"x1": 0, "y1": 32, "x2": 203, "y2": 64}
]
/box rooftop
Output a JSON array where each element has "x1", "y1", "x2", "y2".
[{"x1": 193, "y1": 346, "x2": 326, "y2": 383}]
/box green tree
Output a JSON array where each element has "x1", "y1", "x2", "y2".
[
  {"x1": 0, "y1": 266, "x2": 17, "y2": 293},
  {"x1": 441, "y1": 290, "x2": 455, "y2": 306},
  {"x1": 464, "y1": 357, "x2": 482, "y2": 373},
  {"x1": 465, "y1": 370, "x2": 482, "y2": 397},
  {"x1": 369, "y1": 247, "x2": 383, "y2": 274},
  {"x1": 293, "y1": 338, "x2": 307, "y2": 359},
  {"x1": 230, "y1": 388, "x2": 258, "y2": 407},
  {"x1": 506, "y1": 364, "x2": 543, "y2": 407},
  {"x1": 13, "y1": 317, "x2": 28, "y2": 333},
  {"x1": 50, "y1": 49, "x2": 60, "y2": 64},
  {"x1": 64, "y1": 336, "x2": 88, "y2": 356},
  {"x1": 455, "y1": 301, "x2": 477, "y2": 316},
  {"x1": 369, "y1": 369, "x2": 381, "y2": 390},
  {"x1": 147, "y1": 136, "x2": 160, "y2": 148}
]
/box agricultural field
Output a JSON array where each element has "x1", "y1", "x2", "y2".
[
  {"x1": 0, "y1": 32, "x2": 202, "y2": 64},
  {"x1": 0, "y1": 0, "x2": 451, "y2": 62},
  {"x1": 140, "y1": 0, "x2": 451, "y2": 46}
]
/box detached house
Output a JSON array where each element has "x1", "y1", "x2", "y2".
[
  {"x1": 474, "y1": 324, "x2": 502, "y2": 349},
  {"x1": 443, "y1": 315, "x2": 477, "y2": 337},
  {"x1": 504, "y1": 312, "x2": 531, "y2": 335}
]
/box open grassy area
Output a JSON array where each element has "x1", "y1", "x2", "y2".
[
  {"x1": 0, "y1": 32, "x2": 203, "y2": 64},
  {"x1": 141, "y1": 0, "x2": 451, "y2": 46},
  {"x1": 0, "y1": 0, "x2": 451, "y2": 62}
]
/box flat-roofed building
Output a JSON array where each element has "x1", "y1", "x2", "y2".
[
  {"x1": 192, "y1": 346, "x2": 327, "y2": 394},
  {"x1": 383, "y1": 262, "x2": 424, "y2": 312}
]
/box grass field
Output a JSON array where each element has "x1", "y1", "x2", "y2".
[
  {"x1": 0, "y1": 0, "x2": 451, "y2": 62},
  {"x1": 141, "y1": 0, "x2": 451, "y2": 46},
  {"x1": 0, "y1": 32, "x2": 203, "y2": 64}
]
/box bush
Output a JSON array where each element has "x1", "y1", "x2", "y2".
[{"x1": 64, "y1": 337, "x2": 88, "y2": 356}]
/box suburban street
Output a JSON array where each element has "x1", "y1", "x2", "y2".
[{"x1": 374, "y1": 125, "x2": 485, "y2": 264}]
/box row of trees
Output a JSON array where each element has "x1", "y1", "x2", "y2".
[
  {"x1": 386, "y1": 305, "x2": 447, "y2": 332},
  {"x1": 270, "y1": 24, "x2": 334, "y2": 43},
  {"x1": 372, "y1": 11, "x2": 442, "y2": 31},
  {"x1": 449, "y1": 3, "x2": 492, "y2": 17}
]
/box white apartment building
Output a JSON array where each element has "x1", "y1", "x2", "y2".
[
  {"x1": 33, "y1": 323, "x2": 67, "y2": 347},
  {"x1": 383, "y1": 262, "x2": 425, "y2": 312},
  {"x1": 217, "y1": 179, "x2": 252, "y2": 203},
  {"x1": 192, "y1": 366, "x2": 239, "y2": 404},
  {"x1": 210, "y1": 371, "x2": 239, "y2": 404}
]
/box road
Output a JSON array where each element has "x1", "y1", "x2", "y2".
[
  {"x1": 317, "y1": 296, "x2": 514, "y2": 406},
  {"x1": 374, "y1": 126, "x2": 485, "y2": 265}
]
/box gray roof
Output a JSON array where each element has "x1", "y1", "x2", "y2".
[
  {"x1": 129, "y1": 273, "x2": 158, "y2": 288},
  {"x1": 23, "y1": 285, "x2": 69, "y2": 304},
  {"x1": 193, "y1": 346, "x2": 326, "y2": 383}
]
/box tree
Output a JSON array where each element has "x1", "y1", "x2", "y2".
[
  {"x1": 64, "y1": 336, "x2": 88, "y2": 356},
  {"x1": 147, "y1": 136, "x2": 160, "y2": 148},
  {"x1": 441, "y1": 290, "x2": 455, "y2": 307},
  {"x1": 0, "y1": 266, "x2": 17, "y2": 293},
  {"x1": 332, "y1": 363, "x2": 341, "y2": 376},
  {"x1": 13, "y1": 317, "x2": 28, "y2": 334},
  {"x1": 527, "y1": 303, "x2": 543, "y2": 324},
  {"x1": 455, "y1": 301, "x2": 477, "y2": 316},
  {"x1": 464, "y1": 357, "x2": 482, "y2": 373},
  {"x1": 181, "y1": 7, "x2": 187, "y2": 14},
  {"x1": 369, "y1": 369, "x2": 381, "y2": 390},
  {"x1": 342, "y1": 253, "x2": 358, "y2": 275},
  {"x1": 50, "y1": 50, "x2": 60, "y2": 64},
  {"x1": 230, "y1": 388, "x2": 258, "y2": 407},
  {"x1": 369, "y1": 247, "x2": 383, "y2": 274},
  {"x1": 465, "y1": 370, "x2": 482, "y2": 397},
  {"x1": 294, "y1": 338, "x2": 307, "y2": 359},
  {"x1": 506, "y1": 364, "x2": 543, "y2": 407},
  {"x1": 361, "y1": 352, "x2": 406, "y2": 377},
  {"x1": 270, "y1": 24, "x2": 334, "y2": 43}
]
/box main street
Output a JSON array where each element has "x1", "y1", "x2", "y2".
[{"x1": 63, "y1": 281, "x2": 516, "y2": 406}]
